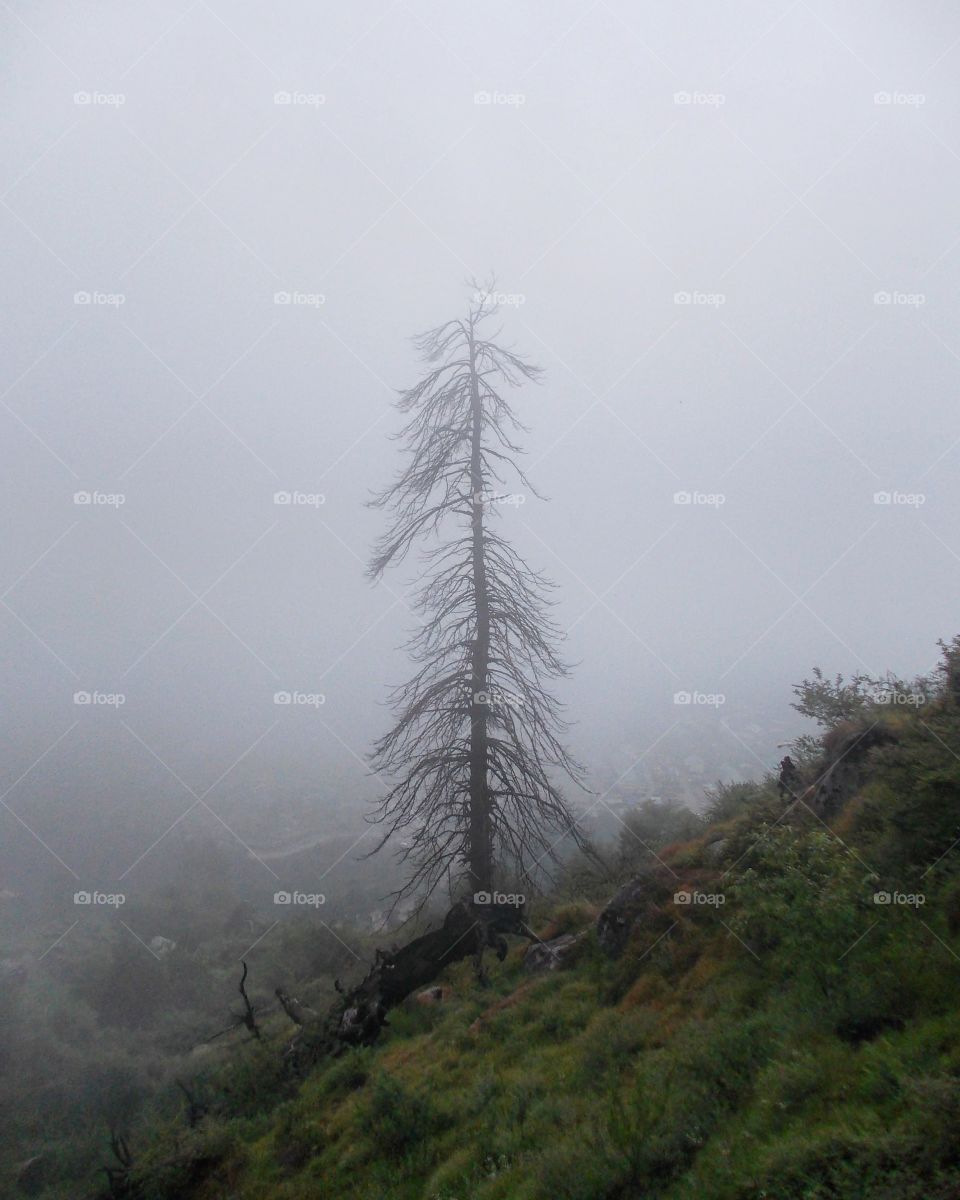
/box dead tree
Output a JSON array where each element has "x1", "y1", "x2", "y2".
[
  {"x1": 175, "y1": 1080, "x2": 206, "y2": 1129},
  {"x1": 275, "y1": 987, "x2": 319, "y2": 1026},
  {"x1": 200, "y1": 961, "x2": 264, "y2": 1046},
  {"x1": 367, "y1": 282, "x2": 589, "y2": 907},
  {"x1": 277, "y1": 898, "x2": 537, "y2": 1060},
  {"x1": 273, "y1": 287, "x2": 591, "y2": 1059},
  {"x1": 274, "y1": 986, "x2": 326, "y2": 1070},
  {"x1": 101, "y1": 1129, "x2": 134, "y2": 1198},
  {"x1": 237, "y1": 960, "x2": 261, "y2": 1040}
]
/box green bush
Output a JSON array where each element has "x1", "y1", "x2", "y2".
[
  {"x1": 728, "y1": 827, "x2": 870, "y2": 994},
  {"x1": 703, "y1": 779, "x2": 769, "y2": 824}
]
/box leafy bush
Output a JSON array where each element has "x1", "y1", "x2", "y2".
[
  {"x1": 617, "y1": 798, "x2": 704, "y2": 866},
  {"x1": 859, "y1": 713, "x2": 960, "y2": 878},
  {"x1": 703, "y1": 779, "x2": 768, "y2": 824},
  {"x1": 727, "y1": 826, "x2": 870, "y2": 996}
]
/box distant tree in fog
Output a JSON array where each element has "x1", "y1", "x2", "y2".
[{"x1": 367, "y1": 284, "x2": 587, "y2": 906}]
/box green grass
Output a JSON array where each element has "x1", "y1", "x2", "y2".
[
  {"x1": 116, "y1": 687, "x2": 960, "y2": 1200},
  {"x1": 124, "y1": 907, "x2": 960, "y2": 1200}
]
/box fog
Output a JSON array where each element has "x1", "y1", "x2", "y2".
[{"x1": 3, "y1": 0, "x2": 959, "y2": 899}]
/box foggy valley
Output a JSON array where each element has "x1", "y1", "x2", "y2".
[{"x1": 2, "y1": 3, "x2": 960, "y2": 1198}]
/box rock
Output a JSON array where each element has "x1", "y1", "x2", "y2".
[
  {"x1": 703, "y1": 838, "x2": 729, "y2": 864},
  {"x1": 813, "y1": 722, "x2": 897, "y2": 815},
  {"x1": 523, "y1": 931, "x2": 585, "y2": 972},
  {"x1": 414, "y1": 986, "x2": 447, "y2": 1005},
  {"x1": 16, "y1": 1155, "x2": 46, "y2": 1195},
  {"x1": 596, "y1": 865, "x2": 676, "y2": 958}
]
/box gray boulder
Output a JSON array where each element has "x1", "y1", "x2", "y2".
[
  {"x1": 523, "y1": 931, "x2": 586, "y2": 972},
  {"x1": 596, "y1": 865, "x2": 676, "y2": 958},
  {"x1": 703, "y1": 838, "x2": 729, "y2": 864}
]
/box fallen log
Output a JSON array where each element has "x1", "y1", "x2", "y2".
[{"x1": 278, "y1": 898, "x2": 533, "y2": 1064}]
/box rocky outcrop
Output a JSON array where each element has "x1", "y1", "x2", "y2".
[
  {"x1": 809, "y1": 722, "x2": 897, "y2": 816},
  {"x1": 703, "y1": 837, "x2": 729, "y2": 864},
  {"x1": 596, "y1": 864, "x2": 677, "y2": 958},
  {"x1": 523, "y1": 930, "x2": 587, "y2": 972}
]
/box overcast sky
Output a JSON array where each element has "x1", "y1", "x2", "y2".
[{"x1": 2, "y1": 1, "x2": 960, "y2": 885}]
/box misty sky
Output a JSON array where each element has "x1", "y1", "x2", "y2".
[{"x1": 2, "y1": 1, "x2": 960, "y2": 885}]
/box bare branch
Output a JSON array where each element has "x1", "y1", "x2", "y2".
[{"x1": 368, "y1": 287, "x2": 593, "y2": 908}]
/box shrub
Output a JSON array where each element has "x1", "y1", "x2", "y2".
[
  {"x1": 617, "y1": 798, "x2": 704, "y2": 867},
  {"x1": 703, "y1": 780, "x2": 768, "y2": 824},
  {"x1": 727, "y1": 826, "x2": 869, "y2": 997}
]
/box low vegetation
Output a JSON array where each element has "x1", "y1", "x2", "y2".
[{"x1": 7, "y1": 639, "x2": 960, "y2": 1198}]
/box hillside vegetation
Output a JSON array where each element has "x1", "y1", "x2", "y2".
[{"x1": 23, "y1": 642, "x2": 960, "y2": 1200}]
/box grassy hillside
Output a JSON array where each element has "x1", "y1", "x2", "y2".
[{"x1": 79, "y1": 646, "x2": 960, "y2": 1198}]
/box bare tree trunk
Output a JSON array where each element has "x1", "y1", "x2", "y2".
[
  {"x1": 308, "y1": 900, "x2": 533, "y2": 1054},
  {"x1": 367, "y1": 288, "x2": 590, "y2": 905},
  {"x1": 274, "y1": 988, "x2": 319, "y2": 1027},
  {"x1": 238, "y1": 961, "x2": 261, "y2": 1040},
  {"x1": 467, "y1": 329, "x2": 492, "y2": 896}
]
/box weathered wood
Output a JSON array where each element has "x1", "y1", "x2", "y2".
[
  {"x1": 274, "y1": 988, "x2": 319, "y2": 1027},
  {"x1": 278, "y1": 900, "x2": 533, "y2": 1062},
  {"x1": 467, "y1": 326, "x2": 493, "y2": 896},
  {"x1": 238, "y1": 961, "x2": 261, "y2": 1040}
]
